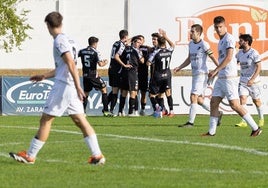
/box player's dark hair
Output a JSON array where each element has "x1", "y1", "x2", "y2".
[
  {"x1": 131, "y1": 36, "x2": 138, "y2": 43},
  {"x1": 136, "y1": 34, "x2": 144, "y2": 39},
  {"x1": 119, "y1": 30, "x2": 128, "y2": 39},
  {"x1": 191, "y1": 24, "x2": 203, "y2": 35},
  {"x1": 151, "y1": 32, "x2": 160, "y2": 38},
  {"x1": 131, "y1": 36, "x2": 142, "y2": 44},
  {"x1": 44, "y1": 11, "x2": 63, "y2": 28},
  {"x1": 157, "y1": 36, "x2": 166, "y2": 47},
  {"x1": 88, "y1": 36, "x2": 99, "y2": 46},
  {"x1": 213, "y1": 16, "x2": 225, "y2": 24},
  {"x1": 239, "y1": 34, "x2": 253, "y2": 46},
  {"x1": 131, "y1": 35, "x2": 143, "y2": 43}
]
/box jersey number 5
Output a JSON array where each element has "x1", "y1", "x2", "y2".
[{"x1": 83, "y1": 55, "x2": 91, "y2": 67}]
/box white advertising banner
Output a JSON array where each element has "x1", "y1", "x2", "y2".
[
  {"x1": 171, "y1": 76, "x2": 268, "y2": 115},
  {"x1": 1, "y1": 76, "x2": 267, "y2": 115}
]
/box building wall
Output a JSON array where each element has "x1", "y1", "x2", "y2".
[
  {"x1": 0, "y1": 0, "x2": 267, "y2": 70},
  {"x1": 0, "y1": 0, "x2": 126, "y2": 69}
]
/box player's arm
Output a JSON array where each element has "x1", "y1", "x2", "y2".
[
  {"x1": 210, "y1": 47, "x2": 234, "y2": 78},
  {"x1": 96, "y1": 50, "x2": 108, "y2": 67},
  {"x1": 146, "y1": 49, "x2": 157, "y2": 66},
  {"x1": 140, "y1": 57, "x2": 145, "y2": 64},
  {"x1": 138, "y1": 50, "x2": 144, "y2": 64},
  {"x1": 30, "y1": 70, "x2": 55, "y2": 82},
  {"x1": 115, "y1": 53, "x2": 132, "y2": 68},
  {"x1": 174, "y1": 54, "x2": 190, "y2": 73},
  {"x1": 62, "y1": 51, "x2": 85, "y2": 101},
  {"x1": 248, "y1": 61, "x2": 261, "y2": 86},
  {"x1": 159, "y1": 29, "x2": 175, "y2": 49},
  {"x1": 206, "y1": 49, "x2": 219, "y2": 66},
  {"x1": 98, "y1": 59, "x2": 108, "y2": 67}
]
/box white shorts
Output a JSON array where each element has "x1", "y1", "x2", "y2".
[
  {"x1": 43, "y1": 80, "x2": 84, "y2": 116},
  {"x1": 212, "y1": 78, "x2": 239, "y2": 100},
  {"x1": 191, "y1": 74, "x2": 207, "y2": 96},
  {"x1": 239, "y1": 83, "x2": 261, "y2": 99}
]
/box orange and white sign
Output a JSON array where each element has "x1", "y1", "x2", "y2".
[
  {"x1": 176, "y1": 4, "x2": 268, "y2": 62},
  {"x1": 129, "y1": 0, "x2": 268, "y2": 69}
]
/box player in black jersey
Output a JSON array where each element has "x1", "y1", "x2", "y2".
[
  {"x1": 108, "y1": 30, "x2": 132, "y2": 115},
  {"x1": 118, "y1": 36, "x2": 144, "y2": 116},
  {"x1": 78, "y1": 36, "x2": 113, "y2": 117},
  {"x1": 136, "y1": 35, "x2": 150, "y2": 116},
  {"x1": 149, "y1": 32, "x2": 168, "y2": 115},
  {"x1": 147, "y1": 29, "x2": 175, "y2": 118}
]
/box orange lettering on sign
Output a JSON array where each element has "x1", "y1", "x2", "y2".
[{"x1": 176, "y1": 4, "x2": 268, "y2": 61}]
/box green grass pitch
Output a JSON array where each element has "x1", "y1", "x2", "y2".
[{"x1": 0, "y1": 114, "x2": 267, "y2": 188}]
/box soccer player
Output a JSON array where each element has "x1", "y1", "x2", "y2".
[
  {"x1": 78, "y1": 36, "x2": 113, "y2": 117},
  {"x1": 117, "y1": 43, "x2": 130, "y2": 116},
  {"x1": 202, "y1": 16, "x2": 262, "y2": 137},
  {"x1": 137, "y1": 35, "x2": 150, "y2": 116},
  {"x1": 174, "y1": 24, "x2": 220, "y2": 127},
  {"x1": 118, "y1": 36, "x2": 144, "y2": 116},
  {"x1": 150, "y1": 32, "x2": 173, "y2": 116},
  {"x1": 235, "y1": 34, "x2": 264, "y2": 127},
  {"x1": 147, "y1": 29, "x2": 175, "y2": 118},
  {"x1": 9, "y1": 12, "x2": 105, "y2": 165},
  {"x1": 108, "y1": 30, "x2": 131, "y2": 115},
  {"x1": 149, "y1": 33, "x2": 160, "y2": 112}
]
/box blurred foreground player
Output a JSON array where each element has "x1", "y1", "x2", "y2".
[{"x1": 9, "y1": 12, "x2": 105, "y2": 165}]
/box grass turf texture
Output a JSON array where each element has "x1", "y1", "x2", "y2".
[{"x1": 0, "y1": 115, "x2": 267, "y2": 188}]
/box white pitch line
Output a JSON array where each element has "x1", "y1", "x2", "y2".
[
  {"x1": 101, "y1": 133, "x2": 268, "y2": 156},
  {"x1": 3, "y1": 151, "x2": 267, "y2": 175},
  {"x1": 1, "y1": 125, "x2": 268, "y2": 156},
  {"x1": 1, "y1": 125, "x2": 268, "y2": 175},
  {"x1": 115, "y1": 165, "x2": 268, "y2": 175}
]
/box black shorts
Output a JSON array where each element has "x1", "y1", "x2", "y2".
[
  {"x1": 120, "y1": 70, "x2": 138, "y2": 91},
  {"x1": 149, "y1": 75, "x2": 172, "y2": 95},
  {"x1": 108, "y1": 71, "x2": 121, "y2": 88},
  {"x1": 138, "y1": 72, "x2": 148, "y2": 92},
  {"x1": 83, "y1": 76, "x2": 106, "y2": 92}
]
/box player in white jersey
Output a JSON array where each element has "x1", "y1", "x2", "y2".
[
  {"x1": 9, "y1": 12, "x2": 105, "y2": 165},
  {"x1": 202, "y1": 16, "x2": 262, "y2": 137},
  {"x1": 235, "y1": 34, "x2": 264, "y2": 127},
  {"x1": 174, "y1": 24, "x2": 219, "y2": 127}
]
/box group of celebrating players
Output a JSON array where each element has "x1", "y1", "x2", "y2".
[{"x1": 79, "y1": 29, "x2": 175, "y2": 118}]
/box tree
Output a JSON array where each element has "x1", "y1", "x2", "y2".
[{"x1": 0, "y1": 0, "x2": 32, "y2": 52}]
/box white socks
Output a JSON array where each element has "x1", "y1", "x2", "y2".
[
  {"x1": 27, "y1": 135, "x2": 102, "y2": 159},
  {"x1": 208, "y1": 116, "x2": 218, "y2": 135},
  {"x1": 242, "y1": 113, "x2": 259, "y2": 131},
  {"x1": 201, "y1": 102, "x2": 210, "y2": 112},
  {"x1": 84, "y1": 134, "x2": 102, "y2": 156},
  {"x1": 257, "y1": 106, "x2": 264, "y2": 120},
  {"x1": 27, "y1": 137, "x2": 45, "y2": 158},
  {"x1": 189, "y1": 103, "x2": 198, "y2": 123}
]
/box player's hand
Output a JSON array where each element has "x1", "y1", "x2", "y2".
[
  {"x1": 30, "y1": 75, "x2": 45, "y2": 82},
  {"x1": 173, "y1": 67, "x2": 180, "y2": 73},
  {"x1": 77, "y1": 87, "x2": 86, "y2": 101},
  {"x1": 208, "y1": 69, "x2": 218, "y2": 78},
  {"x1": 103, "y1": 59, "x2": 108, "y2": 65},
  {"x1": 247, "y1": 79, "x2": 254, "y2": 87},
  {"x1": 159, "y1": 28, "x2": 166, "y2": 37},
  {"x1": 125, "y1": 64, "x2": 132, "y2": 69}
]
